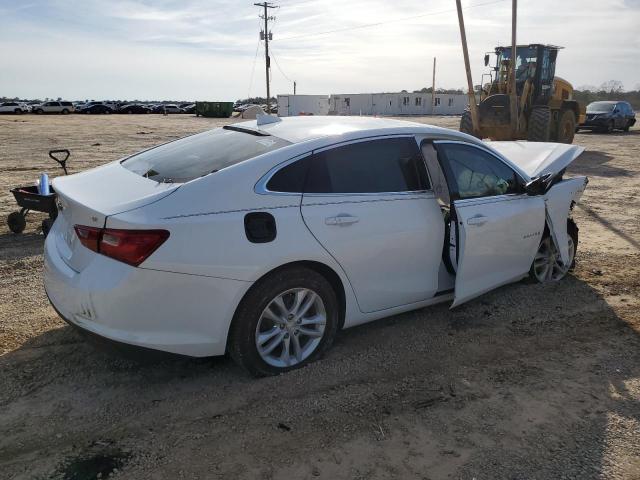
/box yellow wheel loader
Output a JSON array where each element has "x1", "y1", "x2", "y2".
[{"x1": 460, "y1": 44, "x2": 585, "y2": 143}]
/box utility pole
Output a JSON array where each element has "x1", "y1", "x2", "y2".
[
  {"x1": 510, "y1": 0, "x2": 518, "y2": 135},
  {"x1": 456, "y1": 0, "x2": 480, "y2": 136},
  {"x1": 294, "y1": 81, "x2": 297, "y2": 95},
  {"x1": 255, "y1": 2, "x2": 276, "y2": 114},
  {"x1": 431, "y1": 57, "x2": 436, "y2": 113}
]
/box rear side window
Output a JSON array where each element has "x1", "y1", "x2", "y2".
[
  {"x1": 436, "y1": 143, "x2": 521, "y2": 199},
  {"x1": 305, "y1": 137, "x2": 430, "y2": 194},
  {"x1": 122, "y1": 128, "x2": 291, "y2": 183},
  {"x1": 266, "y1": 157, "x2": 310, "y2": 193}
]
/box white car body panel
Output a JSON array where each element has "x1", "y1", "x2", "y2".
[
  {"x1": 43, "y1": 116, "x2": 588, "y2": 357},
  {"x1": 452, "y1": 195, "x2": 546, "y2": 307},
  {"x1": 544, "y1": 177, "x2": 588, "y2": 265},
  {"x1": 486, "y1": 141, "x2": 585, "y2": 178},
  {"x1": 44, "y1": 227, "x2": 249, "y2": 356},
  {"x1": 301, "y1": 192, "x2": 444, "y2": 313}
]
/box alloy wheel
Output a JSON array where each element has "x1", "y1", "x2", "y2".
[
  {"x1": 533, "y1": 236, "x2": 575, "y2": 282},
  {"x1": 255, "y1": 288, "x2": 326, "y2": 368}
]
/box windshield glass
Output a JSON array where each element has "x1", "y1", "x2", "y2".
[
  {"x1": 122, "y1": 127, "x2": 291, "y2": 183},
  {"x1": 587, "y1": 102, "x2": 615, "y2": 113},
  {"x1": 498, "y1": 46, "x2": 537, "y2": 83}
]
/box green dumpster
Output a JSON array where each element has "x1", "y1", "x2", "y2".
[{"x1": 195, "y1": 101, "x2": 234, "y2": 118}]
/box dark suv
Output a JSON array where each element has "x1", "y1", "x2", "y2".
[{"x1": 578, "y1": 101, "x2": 636, "y2": 133}]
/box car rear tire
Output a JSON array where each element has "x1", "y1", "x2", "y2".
[
  {"x1": 527, "y1": 106, "x2": 552, "y2": 142},
  {"x1": 554, "y1": 109, "x2": 576, "y2": 144},
  {"x1": 228, "y1": 266, "x2": 339, "y2": 377},
  {"x1": 14, "y1": 108, "x2": 22, "y2": 115},
  {"x1": 623, "y1": 120, "x2": 631, "y2": 132},
  {"x1": 35, "y1": 109, "x2": 43, "y2": 114},
  {"x1": 61, "y1": 109, "x2": 69, "y2": 114},
  {"x1": 529, "y1": 219, "x2": 578, "y2": 283}
]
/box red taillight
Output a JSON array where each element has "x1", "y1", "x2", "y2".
[
  {"x1": 74, "y1": 225, "x2": 101, "y2": 252},
  {"x1": 75, "y1": 226, "x2": 169, "y2": 267},
  {"x1": 100, "y1": 229, "x2": 169, "y2": 266}
]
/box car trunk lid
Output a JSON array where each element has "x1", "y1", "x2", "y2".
[{"x1": 52, "y1": 162, "x2": 178, "y2": 272}]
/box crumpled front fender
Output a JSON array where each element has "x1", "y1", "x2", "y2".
[{"x1": 544, "y1": 176, "x2": 588, "y2": 265}]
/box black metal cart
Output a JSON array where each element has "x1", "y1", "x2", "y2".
[{"x1": 7, "y1": 149, "x2": 70, "y2": 236}]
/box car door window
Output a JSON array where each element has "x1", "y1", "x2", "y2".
[
  {"x1": 436, "y1": 143, "x2": 521, "y2": 199},
  {"x1": 305, "y1": 137, "x2": 430, "y2": 194}
]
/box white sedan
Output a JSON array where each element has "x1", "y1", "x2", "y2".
[{"x1": 44, "y1": 116, "x2": 587, "y2": 376}]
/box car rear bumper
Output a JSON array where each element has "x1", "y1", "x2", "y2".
[{"x1": 44, "y1": 222, "x2": 251, "y2": 357}]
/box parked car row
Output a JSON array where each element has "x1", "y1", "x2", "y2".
[
  {"x1": 0, "y1": 101, "x2": 196, "y2": 115},
  {"x1": 234, "y1": 103, "x2": 278, "y2": 114}
]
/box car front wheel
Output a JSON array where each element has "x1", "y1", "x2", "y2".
[
  {"x1": 529, "y1": 219, "x2": 578, "y2": 283},
  {"x1": 229, "y1": 266, "x2": 339, "y2": 377}
]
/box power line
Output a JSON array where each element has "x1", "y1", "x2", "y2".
[
  {"x1": 247, "y1": 40, "x2": 262, "y2": 98},
  {"x1": 277, "y1": 0, "x2": 509, "y2": 42},
  {"x1": 269, "y1": 48, "x2": 293, "y2": 83}
]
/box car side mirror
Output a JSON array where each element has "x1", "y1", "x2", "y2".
[
  {"x1": 484, "y1": 54, "x2": 490, "y2": 66},
  {"x1": 524, "y1": 174, "x2": 552, "y2": 196}
]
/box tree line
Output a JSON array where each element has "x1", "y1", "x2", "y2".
[{"x1": 573, "y1": 81, "x2": 640, "y2": 109}]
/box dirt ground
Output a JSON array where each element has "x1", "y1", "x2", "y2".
[{"x1": 1, "y1": 114, "x2": 639, "y2": 480}]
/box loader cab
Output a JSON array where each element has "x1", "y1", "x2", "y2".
[{"x1": 487, "y1": 44, "x2": 560, "y2": 104}]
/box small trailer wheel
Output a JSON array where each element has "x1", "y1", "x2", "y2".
[
  {"x1": 8, "y1": 211, "x2": 26, "y2": 234},
  {"x1": 42, "y1": 218, "x2": 53, "y2": 237}
]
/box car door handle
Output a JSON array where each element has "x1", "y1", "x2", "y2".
[
  {"x1": 467, "y1": 215, "x2": 488, "y2": 226},
  {"x1": 325, "y1": 214, "x2": 360, "y2": 226}
]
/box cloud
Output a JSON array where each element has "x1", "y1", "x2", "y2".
[{"x1": 1, "y1": 0, "x2": 638, "y2": 99}]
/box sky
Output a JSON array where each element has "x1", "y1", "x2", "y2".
[{"x1": 1, "y1": 0, "x2": 639, "y2": 101}]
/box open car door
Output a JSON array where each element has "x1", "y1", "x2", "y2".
[
  {"x1": 433, "y1": 141, "x2": 546, "y2": 307},
  {"x1": 452, "y1": 195, "x2": 545, "y2": 306}
]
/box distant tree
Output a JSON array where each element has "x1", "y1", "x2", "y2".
[{"x1": 599, "y1": 80, "x2": 624, "y2": 93}]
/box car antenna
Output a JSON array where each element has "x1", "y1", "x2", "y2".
[{"x1": 256, "y1": 114, "x2": 282, "y2": 126}]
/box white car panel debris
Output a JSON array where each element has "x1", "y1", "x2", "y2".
[
  {"x1": 486, "y1": 141, "x2": 585, "y2": 178},
  {"x1": 544, "y1": 177, "x2": 588, "y2": 265}
]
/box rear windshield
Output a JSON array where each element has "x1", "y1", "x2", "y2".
[
  {"x1": 587, "y1": 102, "x2": 615, "y2": 113},
  {"x1": 122, "y1": 127, "x2": 291, "y2": 183}
]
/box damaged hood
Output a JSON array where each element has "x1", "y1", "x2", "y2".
[{"x1": 486, "y1": 141, "x2": 585, "y2": 179}]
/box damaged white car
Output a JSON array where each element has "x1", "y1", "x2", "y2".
[{"x1": 44, "y1": 116, "x2": 587, "y2": 376}]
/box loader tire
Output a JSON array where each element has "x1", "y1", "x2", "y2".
[
  {"x1": 554, "y1": 109, "x2": 576, "y2": 144},
  {"x1": 459, "y1": 110, "x2": 478, "y2": 138},
  {"x1": 527, "y1": 106, "x2": 551, "y2": 142}
]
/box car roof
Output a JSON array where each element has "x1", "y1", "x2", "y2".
[{"x1": 231, "y1": 115, "x2": 458, "y2": 144}]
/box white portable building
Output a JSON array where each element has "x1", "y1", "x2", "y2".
[
  {"x1": 277, "y1": 95, "x2": 330, "y2": 117},
  {"x1": 329, "y1": 93, "x2": 468, "y2": 116}
]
